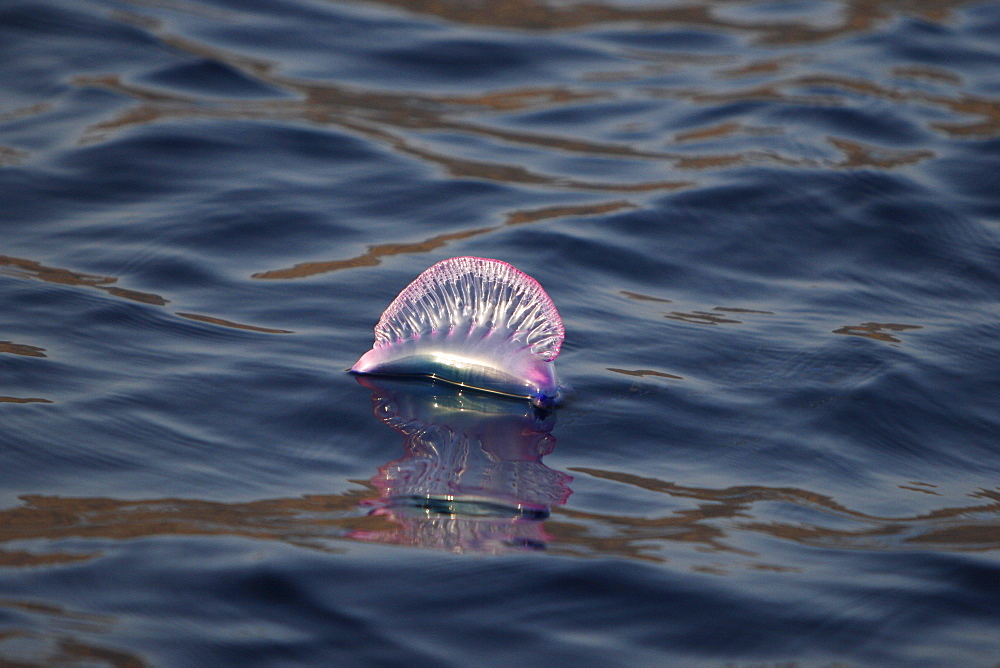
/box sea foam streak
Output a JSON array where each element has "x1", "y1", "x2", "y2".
[{"x1": 351, "y1": 257, "x2": 565, "y2": 406}]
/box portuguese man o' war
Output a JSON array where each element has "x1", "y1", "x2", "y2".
[{"x1": 350, "y1": 256, "x2": 565, "y2": 406}]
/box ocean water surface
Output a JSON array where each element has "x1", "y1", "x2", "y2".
[{"x1": 2, "y1": 0, "x2": 999, "y2": 664}]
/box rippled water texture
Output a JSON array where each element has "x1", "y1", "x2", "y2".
[{"x1": 2, "y1": 0, "x2": 1000, "y2": 664}]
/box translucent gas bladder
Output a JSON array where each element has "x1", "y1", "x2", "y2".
[{"x1": 351, "y1": 257, "x2": 565, "y2": 406}]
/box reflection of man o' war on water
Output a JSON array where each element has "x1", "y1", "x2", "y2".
[
  {"x1": 351, "y1": 376, "x2": 572, "y2": 553},
  {"x1": 351, "y1": 256, "x2": 565, "y2": 407}
]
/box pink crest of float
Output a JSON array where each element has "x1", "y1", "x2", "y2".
[
  {"x1": 351, "y1": 257, "x2": 565, "y2": 404},
  {"x1": 374, "y1": 256, "x2": 564, "y2": 359}
]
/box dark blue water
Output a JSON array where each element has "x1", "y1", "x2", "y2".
[{"x1": 3, "y1": 0, "x2": 1000, "y2": 664}]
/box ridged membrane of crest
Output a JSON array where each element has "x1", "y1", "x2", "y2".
[{"x1": 373, "y1": 257, "x2": 564, "y2": 360}]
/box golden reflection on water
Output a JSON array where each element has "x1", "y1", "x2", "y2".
[
  {"x1": 175, "y1": 312, "x2": 293, "y2": 334},
  {"x1": 0, "y1": 342, "x2": 47, "y2": 358},
  {"x1": 36, "y1": 1, "x2": 996, "y2": 300},
  {"x1": 0, "y1": 489, "x2": 380, "y2": 568},
  {"x1": 0, "y1": 146, "x2": 29, "y2": 167},
  {"x1": 56, "y1": 0, "x2": 998, "y2": 202},
  {"x1": 555, "y1": 468, "x2": 1000, "y2": 564},
  {"x1": 0, "y1": 254, "x2": 289, "y2": 334},
  {"x1": 666, "y1": 310, "x2": 744, "y2": 326},
  {"x1": 0, "y1": 598, "x2": 147, "y2": 668},
  {"x1": 1, "y1": 0, "x2": 988, "y2": 289},
  {"x1": 0, "y1": 629, "x2": 148, "y2": 668},
  {"x1": 0, "y1": 253, "x2": 168, "y2": 307},
  {"x1": 664, "y1": 306, "x2": 777, "y2": 326},
  {"x1": 619, "y1": 290, "x2": 672, "y2": 304},
  {"x1": 0, "y1": 0, "x2": 993, "y2": 197},
  {"x1": 834, "y1": 322, "x2": 923, "y2": 343},
  {"x1": 0, "y1": 255, "x2": 118, "y2": 291},
  {"x1": 254, "y1": 200, "x2": 635, "y2": 279},
  {"x1": 607, "y1": 368, "x2": 683, "y2": 380},
  {"x1": 0, "y1": 474, "x2": 995, "y2": 571},
  {"x1": 340, "y1": 0, "x2": 972, "y2": 45}
]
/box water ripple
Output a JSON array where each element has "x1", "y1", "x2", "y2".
[{"x1": 2, "y1": 0, "x2": 999, "y2": 663}]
